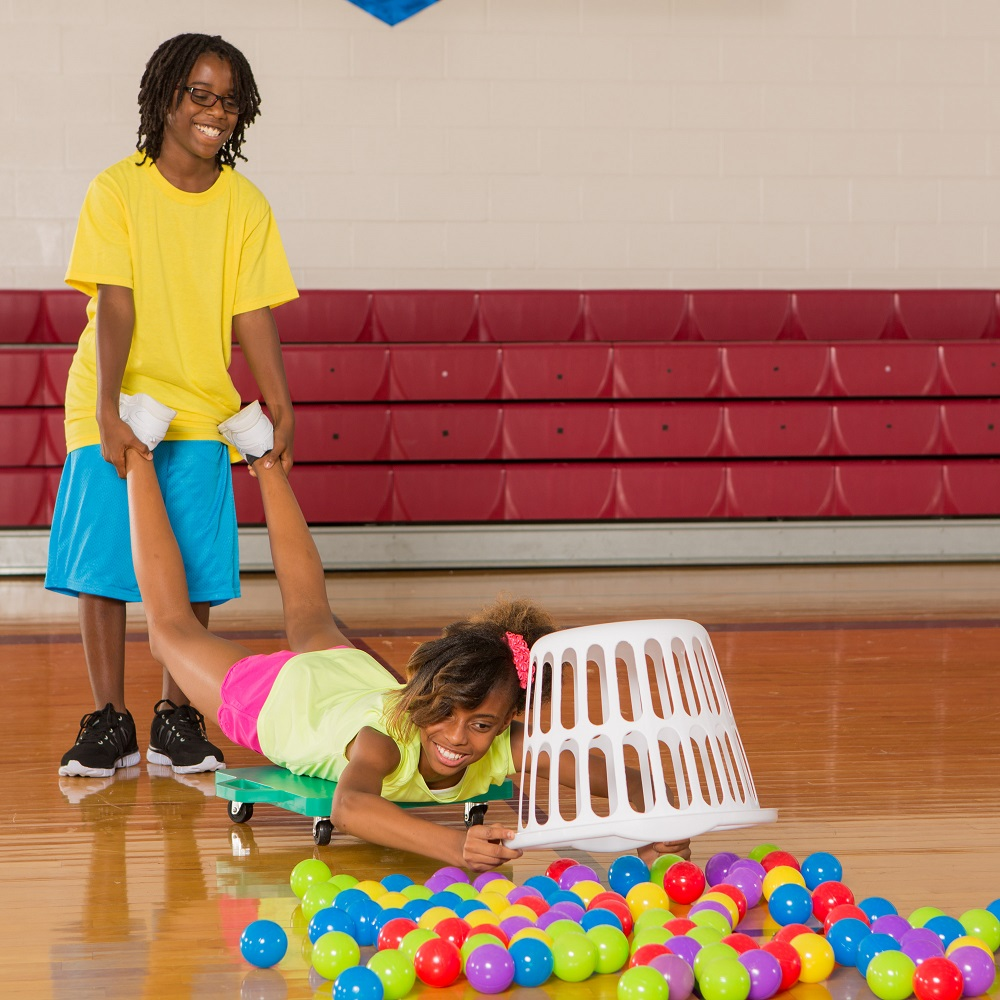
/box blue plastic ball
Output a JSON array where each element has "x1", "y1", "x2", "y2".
[
  {"x1": 923, "y1": 914, "x2": 967, "y2": 950},
  {"x1": 581, "y1": 908, "x2": 624, "y2": 933},
  {"x1": 427, "y1": 890, "x2": 463, "y2": 910},
  {"x1": 334, "y1": 888, "x2": 370, "y2": 913},
  {"x1": 240, "y1": 919, "x2": 288, "y2": 969},
  {"x1": 333, "y1": 965, "x2": 385, "y2": 1000},
  {"x1": 799, "y1": 852, "x2": 843, "y2": 891},
  {"x1": 510, "y1": 936, "x2": 555, "y2": 988},
  {"x1": 373, "y1": 907, "x2": 409, "y2": 935},
  {"x1": 547, "y1": 890, "x2": 588, "y2": 908},
  {"x1": 454, "y1": 899, "x2": 489, "y2": 918},
  {"x1": 608, "y1": 855, "x2": 651, "y2": 898},
  {"x1": 988, "y1": 898, "x2": 1000, "y2": 924},
  {"x1": 352, "y1": 899, "x2": 383, "y2": 947},
  {"x1": 826, "y1": 917, "x2": 872, "y2": 967},
  {"x1": 402, "y1": 898, "x2": 434, "y2": 922},
  {"x1": 858, "y1": 897, "x2": 898, "y2": 923},
  {"x1": 380, "y1": 874, "x2": 413, "y2": 892},
  {"x1": 768, "y1": 882, "x2": 814, "y2": 926},
  {"x1": 855, "y1": 932, "x2": 901, "y2": 976},
  {"x1": 309, "y1": 906, "x2": 357, "y2": 944},
  {"x1": 524, "y1": 875, "x2": 561, "y2": 899}
]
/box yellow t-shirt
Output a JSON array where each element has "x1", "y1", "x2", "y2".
[
  {"x1": 255, "y1": 646, "x2": 515, "y2": 802},
  {"x1": 63, "y1": 154, "x2": 298, "y2": 454}
]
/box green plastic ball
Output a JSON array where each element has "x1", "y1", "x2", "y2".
[
  {"x1": 551, "y1": 933, "x2": 598, "y2": 982},
  {"x1": 908, "y1": 906, "x2": 945, "y2": 929},
  {"x1": 618, "y1": 965, "x2": 670, "y2": 1000},
  {"x1": 311, "y1": 930, "x2": 361, "y2": 981},
  {"x1": 865, "y1": 950, "x2": 916, "y2": 1000},
  {"x1": 649, "y1": 854, "x2": 686, "y2": 887},
  {"x1": 367, "y1": 949, "x2": 416, "y2": 1000},
  {"x1": 634, "y1": 908, "x2": 674, "y2": 932},
  {"x1": 690, "y1": 908, "x2": 733, "y2": 936},
  {"x1": 959, "y1": 909, "x2": 1000, "y2": 952},
  {"x1": 329, "y1": 873, "x2": 360, "y2": 891},
  {"x1": 749, "y1": 844, "x2": 781, "y2": 862},
  {"x1": 587, "y1": 924, "x2": 631, "y2": 974},
  {"x1": 694, "y1": 942, "x2": 740, "y2": 980},
  {"x1": 698, "y1": 956, "x2": 752, "y2": 1000},
  {"x1": 301, "y1": 881, "x2": 340, "y2": 920},
  {"x1": 630, "y1": 927, "x2": 674, "y2": 954},
  {"x1": 290, "y1": 859, "x2": 333, "y2": 899},
  {"x1": 547, "y1": 918, "x2": 588, "y2": 939},
  {"x1": 688, "y1": 925, "x2": 725, "y2": 947},
  {"x1": 399, "y1": 928, "x2": 436, "y2": 963}
]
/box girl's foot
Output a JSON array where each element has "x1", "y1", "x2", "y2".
[
  {"x1": 218, "y1": 401, "x2": 273, "y2": 464},
  {"x1": 119, "y1": 392, "x2": 176, "y2": 450}
]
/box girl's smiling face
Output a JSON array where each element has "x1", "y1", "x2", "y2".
[
  {"x1": 160, "y1": 53, "x2": 238, "y2": 173},
  {"x1": 417, "y1": 686, "x2": 515, "y2": 789}
]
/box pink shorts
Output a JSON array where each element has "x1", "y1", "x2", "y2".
[{"x1": 218, "y1": 650, "x2": 298, "y2": 754}]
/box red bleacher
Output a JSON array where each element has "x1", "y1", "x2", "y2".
[{"x1": 2, "y1": 288, "x2": 999, "y2": 527}]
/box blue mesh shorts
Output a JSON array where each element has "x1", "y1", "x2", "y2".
[{"x1": 45, "y1": 441, "x2": 240, "y2": 605}]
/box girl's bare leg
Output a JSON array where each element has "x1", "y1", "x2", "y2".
[
  {"x1": 253, "y1": 461, "x2": 352, "y2": 652},
  {"x1": 124, "y1": 449, "x2": 252, "y2": 718}
]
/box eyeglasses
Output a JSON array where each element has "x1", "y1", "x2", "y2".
[{"x1": 180, "y1": 86, "x2": 242, "y2": 115}]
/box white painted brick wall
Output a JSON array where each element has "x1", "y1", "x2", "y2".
[{"x1": 2, "y1": 0, "x2": 1000, "y2": 289}]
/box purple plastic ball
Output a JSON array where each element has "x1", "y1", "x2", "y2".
[
  {"x1": 550, "y1": 901, "x2": 585, "y2": 922},
  {"x1": 727, "y1": 858, "x2": 766, "y2": 880},
  {"x1": 508, "y1": 886, "x2": 544, "y2": 903},
  {"x1": 464, "y1": 942, "x2": 516, "y2": 995},
  {"x1": 649, "y1": 952, "x2": 696, "y2": 1000},
  {"x1": 739, "y1": 948, "x2": 784, "y2": 1000},
  {"x1": 871, "y1": 914, "x2": 912, "y2": 944},
  {"x1": 900, "y1": 928, "x2": 945, "y2": 965},
  {"x1": 949, "y1": 945, "x2": 997, "y2": 998},
  {"x1": 472, "y1": 872, "x2": 506, "y2": 892},
  {"x1": 536, "y1": 911, "x2": 565, "y2": 931},
  {"x1": 499, "y1": 916, "x2": 533, "y2": 940},
  {"x1": 666, "y1": 935, "x2": 701, "y2": 968},
  {"x1": 560, "y1": 865, "x2": 599, "y2": 889},
  {"x1": 690, "y1": 899, "x2": 735, "y2": 925},
  {"x1": 706, "y1": 852, "x2": 741, "y2": 887},
  {"x1": 725, "y1": 868, "x2": 764, "y2": 909}
]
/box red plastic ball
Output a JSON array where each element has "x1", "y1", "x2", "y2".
[
  {"x1": 516, "y1": 895, "x2": 549, "y2": 917},
  {"x1": 466, "y1": 924, "x2": 509, "y2": 948},
  {"x1": 773, "y1": 923, "x2": 814, "y2": 945},
  {"x1": 663, "y1": 918, "x2": 698, "y2": 936},
  {"x1": 413, "y1": 937, "x2": 461, "y2": 987},
  {"x1": 434, "y1": 916, "x2": 470, "y2": 949},
  {"x1": 589, "y1": 891, "x2": 629, "y2": 910},
  {"x1": 630, "y1": 943, "x2": 671, "y2": 967},
  {"x1": 663, "y1": 861, "x2": 707, "y2": 905},
  {"x1": 763, "y1": 940, "x2": 803, "y2": 991},
  {"x1": 762, "y1": 851, "x2": 801, "y2": 872},
  {"x1": 823, "y1": 903, "x2": 870, "y2": 933},
  {"x1": 811, "y1": 881, "x2": 855, "y2": 923},
  {"x1": 595, "y1": 898, "x2": 634, "y2": 936},
  {"x1": 722, "y1": 933, "x2": 760, "y2": 955},
  {"x1": 377, "y1": 916, "x2": 419, "y2": 951},
  {"x1": 913, "y1": 956, "x2": 965, "y2": 1000},
  {"x1": 545, "y1": 859, "x2": 579, "y2": 882},
  {"x1": 713, "y1": 883, "x2": 750, "y2": 922}
]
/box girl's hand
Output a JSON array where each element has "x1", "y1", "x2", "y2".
[
  {"x1": 461, "y1": 824, "x2": 523, "y2": 872},
  {"x1": 98, "y1": 414, "x2": 150, "y2": 478},
  {"x1": 637, "y1": 839, "x2": 692, "y2": 866}
]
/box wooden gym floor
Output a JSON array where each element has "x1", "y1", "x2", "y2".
[{"x1": 0, "y1": 562, "x2": 998, "y2": 999}]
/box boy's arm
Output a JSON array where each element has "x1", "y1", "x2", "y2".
[
  {"x1": 232, "y1": 306, "x2": 294, "y2": 472},
  {"x1": 332, "y1": 727, "x2": 522, "y2": 872},
  {"x1": 95, "y1": 283, "x2": 148, "y2": 477}
]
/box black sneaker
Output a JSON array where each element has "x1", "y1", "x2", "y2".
[
  {"x1": 147, "y1": 700, "x2": 226, "y2": 773},
  {"x1": 58, "y1": 704, "x2": 141, "y2": 778}
]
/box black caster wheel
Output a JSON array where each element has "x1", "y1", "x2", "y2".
[
  {"x1": 228, "y1": 800, "x2": 253, "y2": 824},
  {"x1": 313, "y1": 818, "x2": 334, "y2": 846},
  {"x1": 464, "y1": 802, "x2": 488, "y2": 827}
]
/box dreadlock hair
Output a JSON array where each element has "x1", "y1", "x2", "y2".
[
  {"x1": 136, "y1": 33, "x2": 261, "y2": 168},
  {"x1": 383, "y1": 596, "x2": 557, "y2": 743}
]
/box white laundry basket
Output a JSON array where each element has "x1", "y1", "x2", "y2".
[{"x1": 507, "y1": 619, "x2": 776, "y2": 853}]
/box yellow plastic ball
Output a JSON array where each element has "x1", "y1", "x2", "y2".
[
  {"x1": 499, "y1": 903, "x2": 539, "y2": 923},
  {"x1": 626, "y1": 881, "x2": 672, "y2": 920},
  {"x1": 791, "y1": 932, "x2": 836, "y2": 983},
  {"x1": 417, "y1": 906, "x2": 458, "y2": 930},
  {"x1": 762, "y1": 865, "x2": 806, "y2": 901},
  {"x1": 570, "y1": 879, "x2": 606, "y2": 907},
  {"x1": 510, "y1": 927, "x2": 554, "y2": 947},
  {"x1": 478, "y1": 891, "x2": 510, "y2": 914},
  {"x1": 354, "y1": 879, "x2": 388, "y2": 900},
  {"x1": 378, "y1": 892, "x2": 410, "y2": 910},
  {"x1": 946, "y1": 935, "x2": 994, "y2": 958},
  {"x1": 700, "y1": 891, "x2": 741, "y2": 926},
  {"x1": 465, "y1": 908, "x2": 501, "y2": 928}
]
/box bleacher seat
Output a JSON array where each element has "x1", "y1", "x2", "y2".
[
  {"x1": 275, "y1": 290, "x2": 372, "y2": 343},
  {"x1": 373, "y1": 290, "x2": 478, "y2": 342},
  {"x1": 943, "y1": 460, "x2": 1000, "y2": 515},
  {"x1": 612, "y1": 344, "x2": 723, "y2": 399},
  {"x1": 291, "y1": 465, "x2": 393, "y2": 524},
  {"x1": 793, "y1": 289, "x2": 895, "y2": 341},
  {"x1": 727, "y1": 461, "x2": 838, "y2": 518},
  {"x1": 940, "y1": 400, "x2": 1000, "y2": 455},
  {"x1": 233, "y1": 345, "x2": 391, "y2": 403},
  {"x1": 392, "y1": 464, "x2": 505, "y2": 521},
  {"x1": 0, "y1": 469, "x2": 52, "y2": 526},
  {"x1": 0, "y1": 410, "x2": 46, "y2": 466},
  {"x1": 294, "y1": 404, "x2": 390, "y2": 462},
  {"x1": 389, "y1": 344, "x2": 502, "y2": 400},
  {"x1": 0, "y1": 348, "x2": 45, "y2": 406},
  {"x1": 505, "y1": 463, "x2": 616, "y2": 520},
  {"x1": 501, "y1": 343, "x2": 612, "y2": 399},
  {"x1": 612, "y1": 402, "x2": 725, "y2": 459},
  {"x1": 939, "y1": 342, "x2": 1000, "y2": 396},
  {"x1": 41, "y1": 290, "x2": 88, "y2": 343},
  {"x1": 833, "y1": 401, "x2": 942, "y2": 456},
  {"x1": 722, "y1": 343, "x2": 833, "y2": 398},
  {"x1": 896, "y1": 289, "x2": 996, "y2": 341},
  {"x1": 479, "y1": 290, "x2": 585, "y2": 342},
  {"x1": 687, "y1": 290, "x2": 793, "y2": 341},
  {"x1": 390, "y1": 404, "x2": 502, "y2": 461},
  {"x1": 0, "y1": 291, "x2": 43, "y2": 343},
  {"x1": 614, "y1": 462, "x2": 727, "y2": 519},
  {"x1": 585, "y1": 290, "x2": 688, "y2": 341},
  {"x1": 725, "y1": 402, "x2": 834, "y2": 458},
  {"x1": 836, "y1": 461, "x2": 944, "y2": 516},
  {"x1": 502, "y1": 403, "x2": 614, "y2": 460},
  {"x1": 830, "y1": 343, "x2": 941, "y2": 397}
]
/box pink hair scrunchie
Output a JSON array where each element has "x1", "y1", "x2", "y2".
[{"x1": 504, "y1": 631, "x2": 532, "y2": 689}]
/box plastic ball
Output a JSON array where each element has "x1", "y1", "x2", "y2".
[
  {"x1": 433, "y1": 915, "x2": 471, "y2": 949},
  {"x1": 570, "y1": 879, "x2": 607, "y2": 907},
  {"x1": 454, "y1": 899, "x2": 489, "y2": 920},
  {"x1": 925, "y1": 916, "x2": 969, "y2": 951},
  {"x1": 508, "y1": 935, "x2": 554, "y2": 987},
  {"x1": 380, "y1": 873, "x2": 413, "y2": 893},
  {"x1": 240, "y1": 920, "x2": 288, "y2": 969},
  {"x1": 376, "y1": 916, "x2": 417, "y2": 952},
  {"x1": 351, "y1": 899, "x2": 383, "y2": 947},
  {"x1": 354, "y1": 879, "x2": 389, "y2": 901},
  {"x1": 551, "y1": 931, "x2": 599, "y2": 981},
  {"x1": 712, "y1": 884, "x2": 749, "y2": 923},
  {"x1": 762, "y1": 865, "x2": 806, "y2": 901},
  {"x1": 366, "y1": 950, "x2": 415, "y2": 1000},
  {"x1": 663, "y1": 861, "x2": 707, "y2": 906},
  {"x1": 302, "y1": 881, "x2": 342, "y2": 921},
  {"x1": 398, "y1": 928, "x2": 436, "y2": 963},
  {"x1": 811, "y1": 880, "x2": 855, "y2": 923},
  {"x1": 466, "y1": 922, "x2": 509, "y2": 947},
  {"x1": 699, "y1": 956, "x2": 753, "y2": 1000},
  {"x1": 667, "y1": 933, "x2": 703, "y2": 969},
  {"x1": 866, "y1": 949, "x2": 916, "y2": 1000},
  {"x1": 690, "y1": 907, "x2": 735, "y2": 937},
  {"x1": 948, "y1": 944, "x2": 997, "y2": 997},
  {"x1": 309, "y1": 906, "x2": 357, "y2": 945},
  {"x1": 333, "y1": 966, "x2": 385, "y2": 1000},
  {"x1": 706, "y1": 852, "x2": 741, "y2": 887},
  {"x1": 988, "y1": 899, "x2": 1000, "y2": 925},
  {"x1": 827, "y1": 916, "x2": 873, "y2": 967},
  {"x1": 959, "y1": 909, "x2": 1000, "y2": 953},
  {"x1": 738, "y1": 948, "x2": 784, "y2": 1000},
  {"x1": 633, "y1": 927, "x2": 674, "y2": 953},
  {"x1": 398, "y1": 883, "x2": 431, "y2": 901},
  {"x1": 872, "y1": 914, "x2": 914, "y2": 944},
  {"x1": 596, "y1": 898, "x2": 635, "y2": 936},
  {"x1": 910, "y1": 907, "x2": 947, "y2": 930},
  {"x1": 761, "y1": 850, "x2": 800, "y2": 873},
  {"x1": 725, "y1": 868, "x2": 764, "y2": 909},
  {"x1": 791, "y1": 932, "x2": 835, "y2": 983},
  {"x1": 311, "y1": 930, "x2": 361, "y2": 981},
  {"x1": 749, "y1": 844, "x2": 781, "y2": 862},
  {"x1": 628, "y1": 881, "x2": 673, "y2": 918},
  {"x1": 902, "y1": 928, "x2": 947, "y2": 965},
  {"x1": 290, "y1": 859, "x2": 333, "y2": 899},
  {"x1": 545, "y1": 858, "x2": 579, "y2": 882},
  {"x1": 912, "y1": 956, "x2": 965, "y2": 1000},
  {"x1": 824, "y1": 903, "x2": 871, "y2": 932},
  {"x1": 698, "y1": 893, "x2": 741, "y2": 927},
  {"x1": 799, "y1": 852, "x2": 843, "y2": 890},
  {"x1": 634, "y1": 907, "x2": 674, "y2": 933},
  {"x1": 649, "y1": 952, "x2": 696, "y2": 1000},
  {"x1": 773, "y1": 923, "x2": 814, "y2": 945},
  {"x1": 859, "y1": 897, "x2": 900, "y2": 922},
  {"x1": 946, "y1": 937, "x2": 994, "y2": 959},
  {"x1": 721, "y1": 933, "x2": 758, "y2": 956},
  {"x1": 524, "y1": 874, "x2": 561, "y2": 898},
  {"x1": 499, "y1": 915, "x2": 533, "y2": 940},
  {"x1": 616, "y1": 965, "x2": 668, "y2": 1000},
  {"x1": 632, "y1": 942, "x2": 672, "y2": 968},
  {"x1": 413, "y1": 936, "x2": 461, "y2": 987},
  {"x1": 688, "y1": 925, "x2": 725, "y2": 947},
  {"x1": 609, "y1": 854, "x2": 653, "y2": 896},
  {"x1": 650, "y1": 853, "x2": 688, "y2": 887},
  {"x1": 693, "y1": 942, "x2": 740, "y2": 980},
  {"x1": 856, "y1": 933, "x2": 904, "y2": 977},
  {"x1": 464, "y1": 941, "x2": 516, "y2": 994},
  {"x1": 586, "y1": 924, "x2": 631, "y2": 974},
  {"x1": 768, "y1": 883, "x2": 814, "y2": 927},
  {"x1": 761, "y1": 940, "x2": 802, "y2": 991},
  {"x1": 583, "y1": 908, "x2": 625, "y2": 933},
  {"x1": 561, "y1": 864, "x2": 600, "y2": 889}
]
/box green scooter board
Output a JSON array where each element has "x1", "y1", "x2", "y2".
[{"x1": 215, "y1": 765, "x2": 514, "y2": 846}]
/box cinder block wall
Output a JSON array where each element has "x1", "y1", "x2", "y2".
[{"x1": 3, "y1": 0, "x2": 999, "y2": 290}]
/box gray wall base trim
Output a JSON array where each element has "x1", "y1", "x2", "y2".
[{"x1": 3, "y1": 520, "x2": 1000, "y2": 575}]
